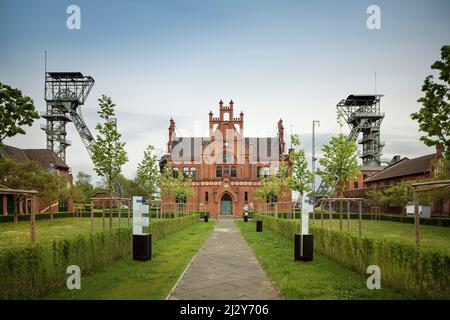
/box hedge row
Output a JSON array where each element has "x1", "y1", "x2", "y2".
[
  {"x1": 254, "y1": 214, "x2": 450, "y2": 299},
  {"x1": 0, "y1": 211, "x2": 209, "y2": 223},
  {"x1": 0, "y1": 214, "x2": 200, "y2": 300}
]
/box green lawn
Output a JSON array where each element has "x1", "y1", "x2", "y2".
[
  {"x1": 309, "y1": 218, "x2": 450, "y2": 254},
  {"x1": 44, "y1": 221, "x2": 214, "y2": 300},
  {"x1": 0, "y1": 217, "x2": 131, "y2": 250},
  {"x1": 237, "y1": 221, "x2": 409, "y2": 300}
]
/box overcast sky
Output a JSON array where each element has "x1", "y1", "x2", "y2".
[{"x1": 1, "y1": 0, "x2": 449, "y2": 184}]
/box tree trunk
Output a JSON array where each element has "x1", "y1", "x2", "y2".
[
  {"x1": 414, "y1": 192, "x2": 420, "y2": 247},
  {"x1": 102, "y1": 203, "x2": 105, "y2": 229},
  {"x1": 109, "y1": 198, "x2": 113, "y2": 230},
  {"x1": 49, "y1": 202, "x2": 53, "y2": 220}
]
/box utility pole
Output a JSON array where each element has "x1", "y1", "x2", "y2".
[{"x1": 312, "y1": 120, "x2": 320, "y2": 203}]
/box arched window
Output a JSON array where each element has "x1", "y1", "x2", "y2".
[
  {"x1": 231, "y1": 166, "x2": 237, "y2": 178},
  {"x1": 257, "y1": 166, "x2": 262, "y2": 178},
  {"x1": 263, "y1": 166, "x2": 270, "y2": 178},
  {"x1": 223, "y1": 166, "x2": 230, "y2": 175},
  {"x1": 183, "y1": 167, "x2": 189, "y2": 178},
  {"x1": 205, "y1": 191, "x2": 209, "y2": 203},
  {"x1": 267, "y1": 193, "x2": 278, "y2": 203},
  {"x1": 172, "y1": 167, "x2": 179, "y2": 178},
  {"x1": 190, "y1": 167, "x2": 196, "y2": 179},
  {"x1": 176, "y1": 195, "x2": 186, "y2": 204},
  {"x1": 216, "y1": 166, "x2": 222, "y2": 178}
]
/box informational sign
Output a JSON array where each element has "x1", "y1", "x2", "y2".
[
  {"x1": 133, "y1": 196, "x2": 150, "y2": 235},
  {"x1": 301, "y1": 197, "x2": 314, "y2": 235}
]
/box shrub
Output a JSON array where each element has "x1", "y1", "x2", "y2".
[
  {"x1": 254, "y1": 214, "x2": 450, "y2": 299},
  {"x1": 0, "y1": 214, "x2": 199, "y2": 299}
]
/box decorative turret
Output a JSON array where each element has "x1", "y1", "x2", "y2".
[{"x1": 168, "y1": 117, "x2": 176, "y2": 153}]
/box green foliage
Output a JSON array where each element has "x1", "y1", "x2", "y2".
[
  {"x1": 317, "y1": 133, "x2": 360, "y2": 196},
  {"x1": 72, "y1": 172, "x2": 95, "y2": 204},
  {"x1": 136, "y1": 145, "x2": 161, "y2": 199},
  {"x1": 383, "y1": 182, "x2": 414, "y2": 215},
  {"x1": 411, "y1": 45, "x2": 450, "y2": 159},
  {"x1": 254, "y1": 214, "x2": 450, "y2": 299},
  {"x1": 115, "y1": 173, "x2": 143, "y2": 197},
  {"x1": 0, "y1": 158, "x2": 69, "y2": 217},
  {"x1": 255, "y1": 160, "x2": 291, "y2": 201},
  {"x1": 0, "y1": 215, "x2": 200, "y2": 299},
  {"x1": 289, "y1": 134, "x2": 313, "y2": 196},
  {"x1": 91, "y1": 95, "x2": 128, "y2": 196},
  {"x1": 365, "y1": 188, "x2": 384, "y2": 207},
  {"x1": 0, "y1": 82, "x2": 39, "y2": 146}
]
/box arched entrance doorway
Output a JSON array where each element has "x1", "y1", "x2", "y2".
[{"x1": 220, "y1": 193, "x2": 232, "y2": 215}]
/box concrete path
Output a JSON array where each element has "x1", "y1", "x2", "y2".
[{"x1": 167, "y1": 218, "x2": 280, "y2": 300}]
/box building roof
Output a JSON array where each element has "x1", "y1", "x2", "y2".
[
  {"x1": 1, "y1": 145, "x2": 69, "y2": 170},
  {"x1": 364, "y1": 153, "x2": 437, "y2": 182}
]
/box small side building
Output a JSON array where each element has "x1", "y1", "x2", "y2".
[{"x1": 0, "y1": 144, "x2": 74, "y2": 215}]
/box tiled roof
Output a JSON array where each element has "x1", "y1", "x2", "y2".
[
  {"x1": 364, "y1": 153, "x2": 437, "y2": 182},
  {"x1": 1, "y1": 144, "x2": 69, "y2": 170}
]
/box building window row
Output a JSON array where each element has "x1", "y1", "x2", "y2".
[{"x1": 172, "y1": 167, "x2": 196, "y2": 179}]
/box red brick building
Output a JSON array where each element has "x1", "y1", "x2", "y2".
[
  {"x1": 160, "y1": 100, "x2": 291, "y2": 216},
  {"x1": 0, "y1": 144, "x2": 74, "y2": 214}
]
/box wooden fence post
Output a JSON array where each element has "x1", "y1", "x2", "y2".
[
  {"x1": 358, "y1": 201, "x2": 362, "y2": 237},
  {"x1": 414, "y1": 191, "x2": 420, "y2": 246},
  {"x1": 128, "y1": 200, "x2": 131, "y2": 226},
  {"x1": 118, "y1": 199, "x2": 121, "y2": 228},
  {"x1": 90, "y1": 200, "x2": 94, "y2": 232},
  {"x1": 30, "y1": 195, "x2": 36, "y2": 244},
  {"x1": 329, "y1": 201, "x2": 333, "y2": 230},
  {"x1": 321, "y1": 202, "x2": 324, "y2": 227},
  {"x1": 339, "y1": 200, "x2": 343, "y2": 231},
  {"x1": 347, "y1": 201, "x2": 350, "y2": 232}
]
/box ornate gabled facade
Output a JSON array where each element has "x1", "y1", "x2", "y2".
[{"x1": 161, "y1": 100, "x2": 291, "y2": 216}]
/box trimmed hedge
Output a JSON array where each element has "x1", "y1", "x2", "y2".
[
  {"x1": 0, "y1": 214, "x2": 199, "y2": 300},
  {"x1": 254, "y1": 214, "x2": 450, "y2": 299}
]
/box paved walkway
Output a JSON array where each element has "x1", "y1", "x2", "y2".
[{"x1": 167, "y1": 218, "x2": 280, "y2": 300}]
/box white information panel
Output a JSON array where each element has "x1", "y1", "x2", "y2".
[
  {"x1": 301, "y1": 197, "x2": 314, "y2": 235},
  {"x1": 133, "y1": 196, "x2": 150, "y2": 235}
]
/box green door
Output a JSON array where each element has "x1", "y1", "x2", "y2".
[{"x1": 220, "y1": 194, "x2": 232, "y2": 214}]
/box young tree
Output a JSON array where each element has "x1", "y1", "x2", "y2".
[
  {"x1": 289, "y1": 134, "x2": 313, "y2": 203},
  {"x1": 160, "y1": 160, "x2": 194, "y2": 211},
  {"x1": 317, "y1": 133, "x2": 360, "y2": 197},
  {"x1": 254, "y1": 161, "x2": 291, "y2": 211},
  {"x1": 136, "y1": 145, "x2": 161, "y2": 200},
  {"x1": 0, "y1": 83, "x2": 39, "y2": 148},
  {"x1": 411, "y1": 45, "x2": 450, "y2": 159},
  {"x1": 73, "y1": 171, "x2": 95, "y2": 205},
  {"x1": 39, "y1": 174, "x2": 70, "y2": 220},
  {"x1": 383, "y1": 182, "x2": 414, "y2": 217},
  {"x1": 91, "y1": 95, "x2": 128, "y2": 228}
]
